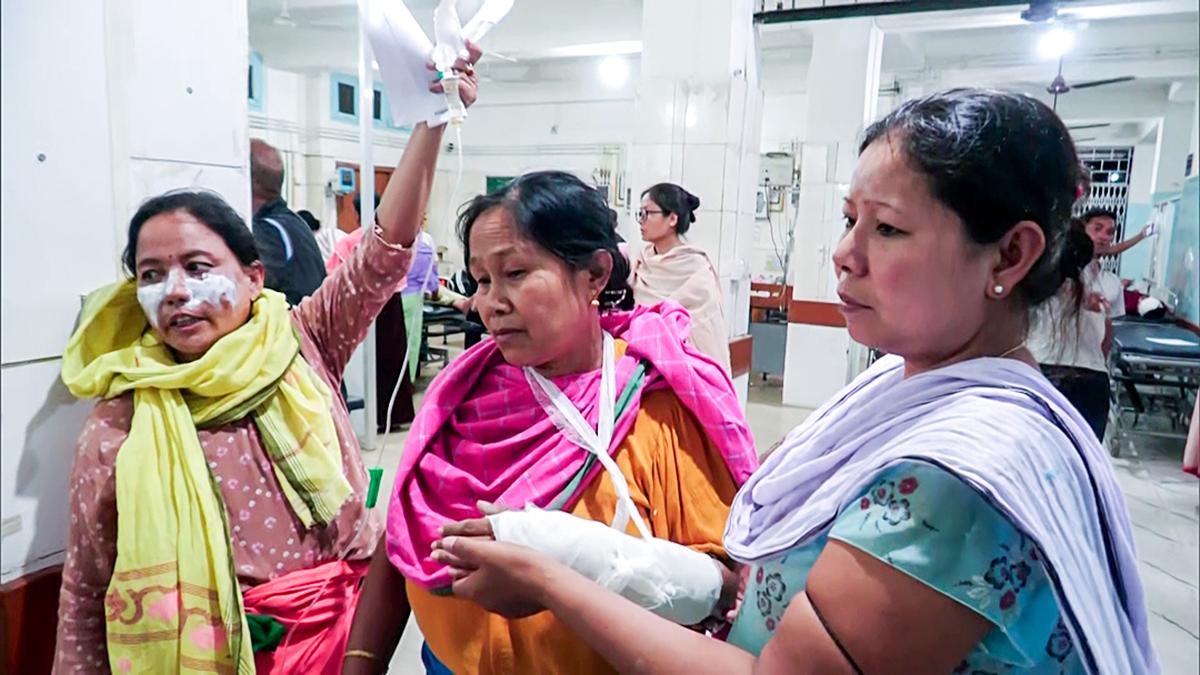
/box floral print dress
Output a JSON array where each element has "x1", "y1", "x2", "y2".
[{"x1": 727, "y1": 461, "x2": 1084, "y2": 674}]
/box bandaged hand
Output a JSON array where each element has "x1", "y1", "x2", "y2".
[{"x1": 485, "y1": 506, "x2": 724, "y2": 625}]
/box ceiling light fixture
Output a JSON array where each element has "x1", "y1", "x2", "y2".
[
  {"x1": 1038, "y1": 27, "x2": 1074, "y2": 60},
  {"x1": 598, "y1": 56, "x2": 628, "y2": 88}
]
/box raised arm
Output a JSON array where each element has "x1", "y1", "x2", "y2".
[
  {"x1": 1098, "y1": 223, "x2": 1153, "y2": 257},
  {"x1": 376, "y1": 42, "x2": 481, "y2": 247},
  {"x1": 290, "y1": 47, "x2": 480, "y2": 377}
]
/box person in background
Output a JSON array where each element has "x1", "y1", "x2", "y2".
[
  {"x1": 400, "y1": 219, "x2": 439, "y2": 382},
  {"x1": 1029, "y1": 218, "x2": 1119, "y2": 440},
  {"x1": 250, "y1": 139, "x2": 327, "y2": 306},
  {"x1": 299, "y1": 208, "x2": 346, "y2": 263},
  {"x1": 330, "y1": 192, "x2": 417, "y2": 432},
  {"x1": 429, "y1": 89, "x2": 1157, "y2": 675},
  {"x1": 343, "y1": 170, "x2": 758, "y2": 675},
  {"x1": 1083, "y1": 206, "x2": 1155, "y2": 258},
  {"x1": 632, "y1": 184, "x2": 730, "y2": 373},
  {"x1": 436, "y1": 267, "x2": 486, "y2": 348},
  {"x1": 53, "y1": 49, "x2": 477, "y2": 672},
  {"x1": 327, "y1": 194, "x2": 376, "y2": 273}
]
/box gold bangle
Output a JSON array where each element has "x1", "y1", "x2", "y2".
[{"x1": 344, "y1": 649, "x2": 387, "y2": 671}]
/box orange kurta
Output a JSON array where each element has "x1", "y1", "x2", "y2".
[{"x1": 408, "y1": 388, "x2": 739, "y2": 674}]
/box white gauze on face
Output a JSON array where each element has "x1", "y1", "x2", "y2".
[{"x1": 136, "y1": 268, "x2": 239, "y2": 328}]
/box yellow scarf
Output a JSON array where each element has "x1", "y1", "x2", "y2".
[{"x1": 61, "y1": 281, "x2": 352, "y2": 674}]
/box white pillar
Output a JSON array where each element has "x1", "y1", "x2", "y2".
[
  {"x1": 782, "y1": 19, "x2": 883, "y2": 409},
  {"x1": 631, "y1": 0, "x2": 764, "y2": 405},
  {"x1": 1151, "y1": 101, "x2": 1194, "y2": 198},
  {"x1": 0, "y1": 0, "x2": 251, "y2": 583}
]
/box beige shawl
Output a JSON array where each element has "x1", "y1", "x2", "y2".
[{"x1": 631, "y1": 243, "x2": 730, "y2": 373}]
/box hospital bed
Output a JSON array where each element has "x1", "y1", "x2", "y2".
[{"x1": 1107, "y1": 317, "x2": 1200, "y2": 457}]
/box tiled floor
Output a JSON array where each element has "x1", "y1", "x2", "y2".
[
  {"x1": 374, "y1": 365, "x2": 1198, "y2": 673},
  {"x1": 1107, "y1": 424, "x2": 1199, "y2": 674}
]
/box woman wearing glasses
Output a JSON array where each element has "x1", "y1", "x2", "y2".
[{"x1": 632, "y1": 184, "x2": 731, "y2": 373}]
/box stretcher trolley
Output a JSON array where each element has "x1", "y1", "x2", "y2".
[{"x1": 1107, "y1": 317, "x2": 1200, "y2": 457}]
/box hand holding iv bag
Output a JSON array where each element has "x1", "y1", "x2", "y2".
[{"x1": 366, "y1": 0, "x2": 512, "y2": 128}]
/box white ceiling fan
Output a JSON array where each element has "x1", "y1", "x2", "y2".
[{"x1": 273, "y1": 0, "x2": 297, "y2": 27}]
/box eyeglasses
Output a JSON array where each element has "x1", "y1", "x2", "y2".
[{"x1": 636, "y1": 209, "x2": 666, "y2": 223}]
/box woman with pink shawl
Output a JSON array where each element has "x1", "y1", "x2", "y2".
[
  {"x1": 632, "y1": 183, "x2": 731, "y2": 373},
  {"x1": 429, "y1": 90, "x2": 1158, "y2": 675},
  {"x1": 343, "y1": 171, "x2": 758, "y2": 675}
]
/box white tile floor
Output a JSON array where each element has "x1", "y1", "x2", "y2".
[{"x1": 372, "y1": 363, "x2": 1198, "y2": 673}]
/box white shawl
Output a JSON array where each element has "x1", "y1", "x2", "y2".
[{"x1": 631, "y1": 243, "x2": 730, "y2": 373}]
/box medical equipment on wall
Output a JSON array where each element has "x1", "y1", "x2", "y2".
[
  {"x1": 326, "y1": 166, "x2": 357, "y2": 197},
  {"x1": 757, "y1": 150, "x2": 800, "y2": 285}
]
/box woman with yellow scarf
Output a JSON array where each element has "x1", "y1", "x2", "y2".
[{"x1": 53, "y1": 51, "x2": 480, "y2": 675}]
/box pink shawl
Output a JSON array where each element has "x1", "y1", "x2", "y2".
[{"x1": 386, "y1": 301, "x2": 758, "y2": 588}]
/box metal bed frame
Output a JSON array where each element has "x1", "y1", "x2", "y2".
[{"x1": 1107, "y1": 320, "x2": 1200, "y2": 457}]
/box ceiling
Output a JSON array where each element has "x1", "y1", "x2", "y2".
[
  {"x1": 248, "y1": 0, "x2": 1198, "y2": 144},
  {"x1": 758, "y1": 0, "x2": 1198, "y2": 145},
  {"x1": 248, "y1": 0, "x2": 642, "y2": 81}
]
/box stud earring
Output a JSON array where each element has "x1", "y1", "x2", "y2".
[{"x1": 993, "y1": 284, "x2": 1005, "y2": 296}]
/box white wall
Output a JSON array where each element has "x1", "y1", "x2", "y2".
[
  {"x1": 0, "y1": 0, "x2": 250, "y2": 583},
  {"x1": 1153, "y1": 100, "x2": 1195, "y2": 196},
  {"x1": 248, "y1": 54, "x2": 639, "y2": 268},
  {"x1": 1, "y1": 0, "x2": 119, "y2": 583}
]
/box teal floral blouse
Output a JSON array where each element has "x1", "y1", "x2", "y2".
[{"x1": 727, "y1": 461, "x2": 1084, "y2": 674}]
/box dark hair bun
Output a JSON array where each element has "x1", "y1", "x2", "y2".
[
  {"x1": 641, "y1": 183, "x2": 701, "y2": 234},
  {"x1": 1058, "y1": 220, "x2": 1094, "y2": 284}
]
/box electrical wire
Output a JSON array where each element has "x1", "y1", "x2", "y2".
[
  {"x1": 765, "y1": 187, "x2": 787, "y2": 277},
  {"x1": 277, "y1": 101, "x2": 467, "y2": 656}
]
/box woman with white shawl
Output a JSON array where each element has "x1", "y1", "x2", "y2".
[
  {"x1": 632, "y1": 183, "x2": 731, "y2": 373},
  {"x1": 429, "y1": 89, "x2": 1158, "y2": 675}
]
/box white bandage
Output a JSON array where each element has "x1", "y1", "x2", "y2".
[{"x1": 488, "y1": 507, "x2": 723, "y2": 625}]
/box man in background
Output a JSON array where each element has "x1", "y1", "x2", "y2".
[
  {"x1": 250, "y1": 138, "x2": 326, "y2": 306},
  {"x1": 1084, "y1": 206, "x2": 1154, "y2": 257},
  {"x1": 298, "y1": 208, "x2": 345, "y2": 264}
]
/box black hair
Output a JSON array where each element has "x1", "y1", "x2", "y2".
[
  {"x1": 1050, "y1": 218, "x2": 1096, "y2": 353},
  {"x1": 456, "y1": 171, "x2": 634, "y2": 311},
  {"x1": 1080, "y1": 207, "x2": 1118, "y2": 224},
  {"x1": 122, "y1": 190, "x2": 259, "y2": 276},
  {"x1": 1058, "y1": 218, "x2": 1094, "y2": 313},
  {"x1": 352, "y1": 193, "x2": 381, "y2": 218},
  {"x1": 860, "y1": 88, "x2": 1085, "y2": 307},
  {"x1": 641, "y1": 183, "x2": 701, "y2": 236},
  {"x1": 297, "y1": 209, "x2": 320, "y2": 232}
]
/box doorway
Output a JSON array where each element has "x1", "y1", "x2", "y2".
[{"x1": 335, "y1": 162, "x2": 395, "y2": 233}]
